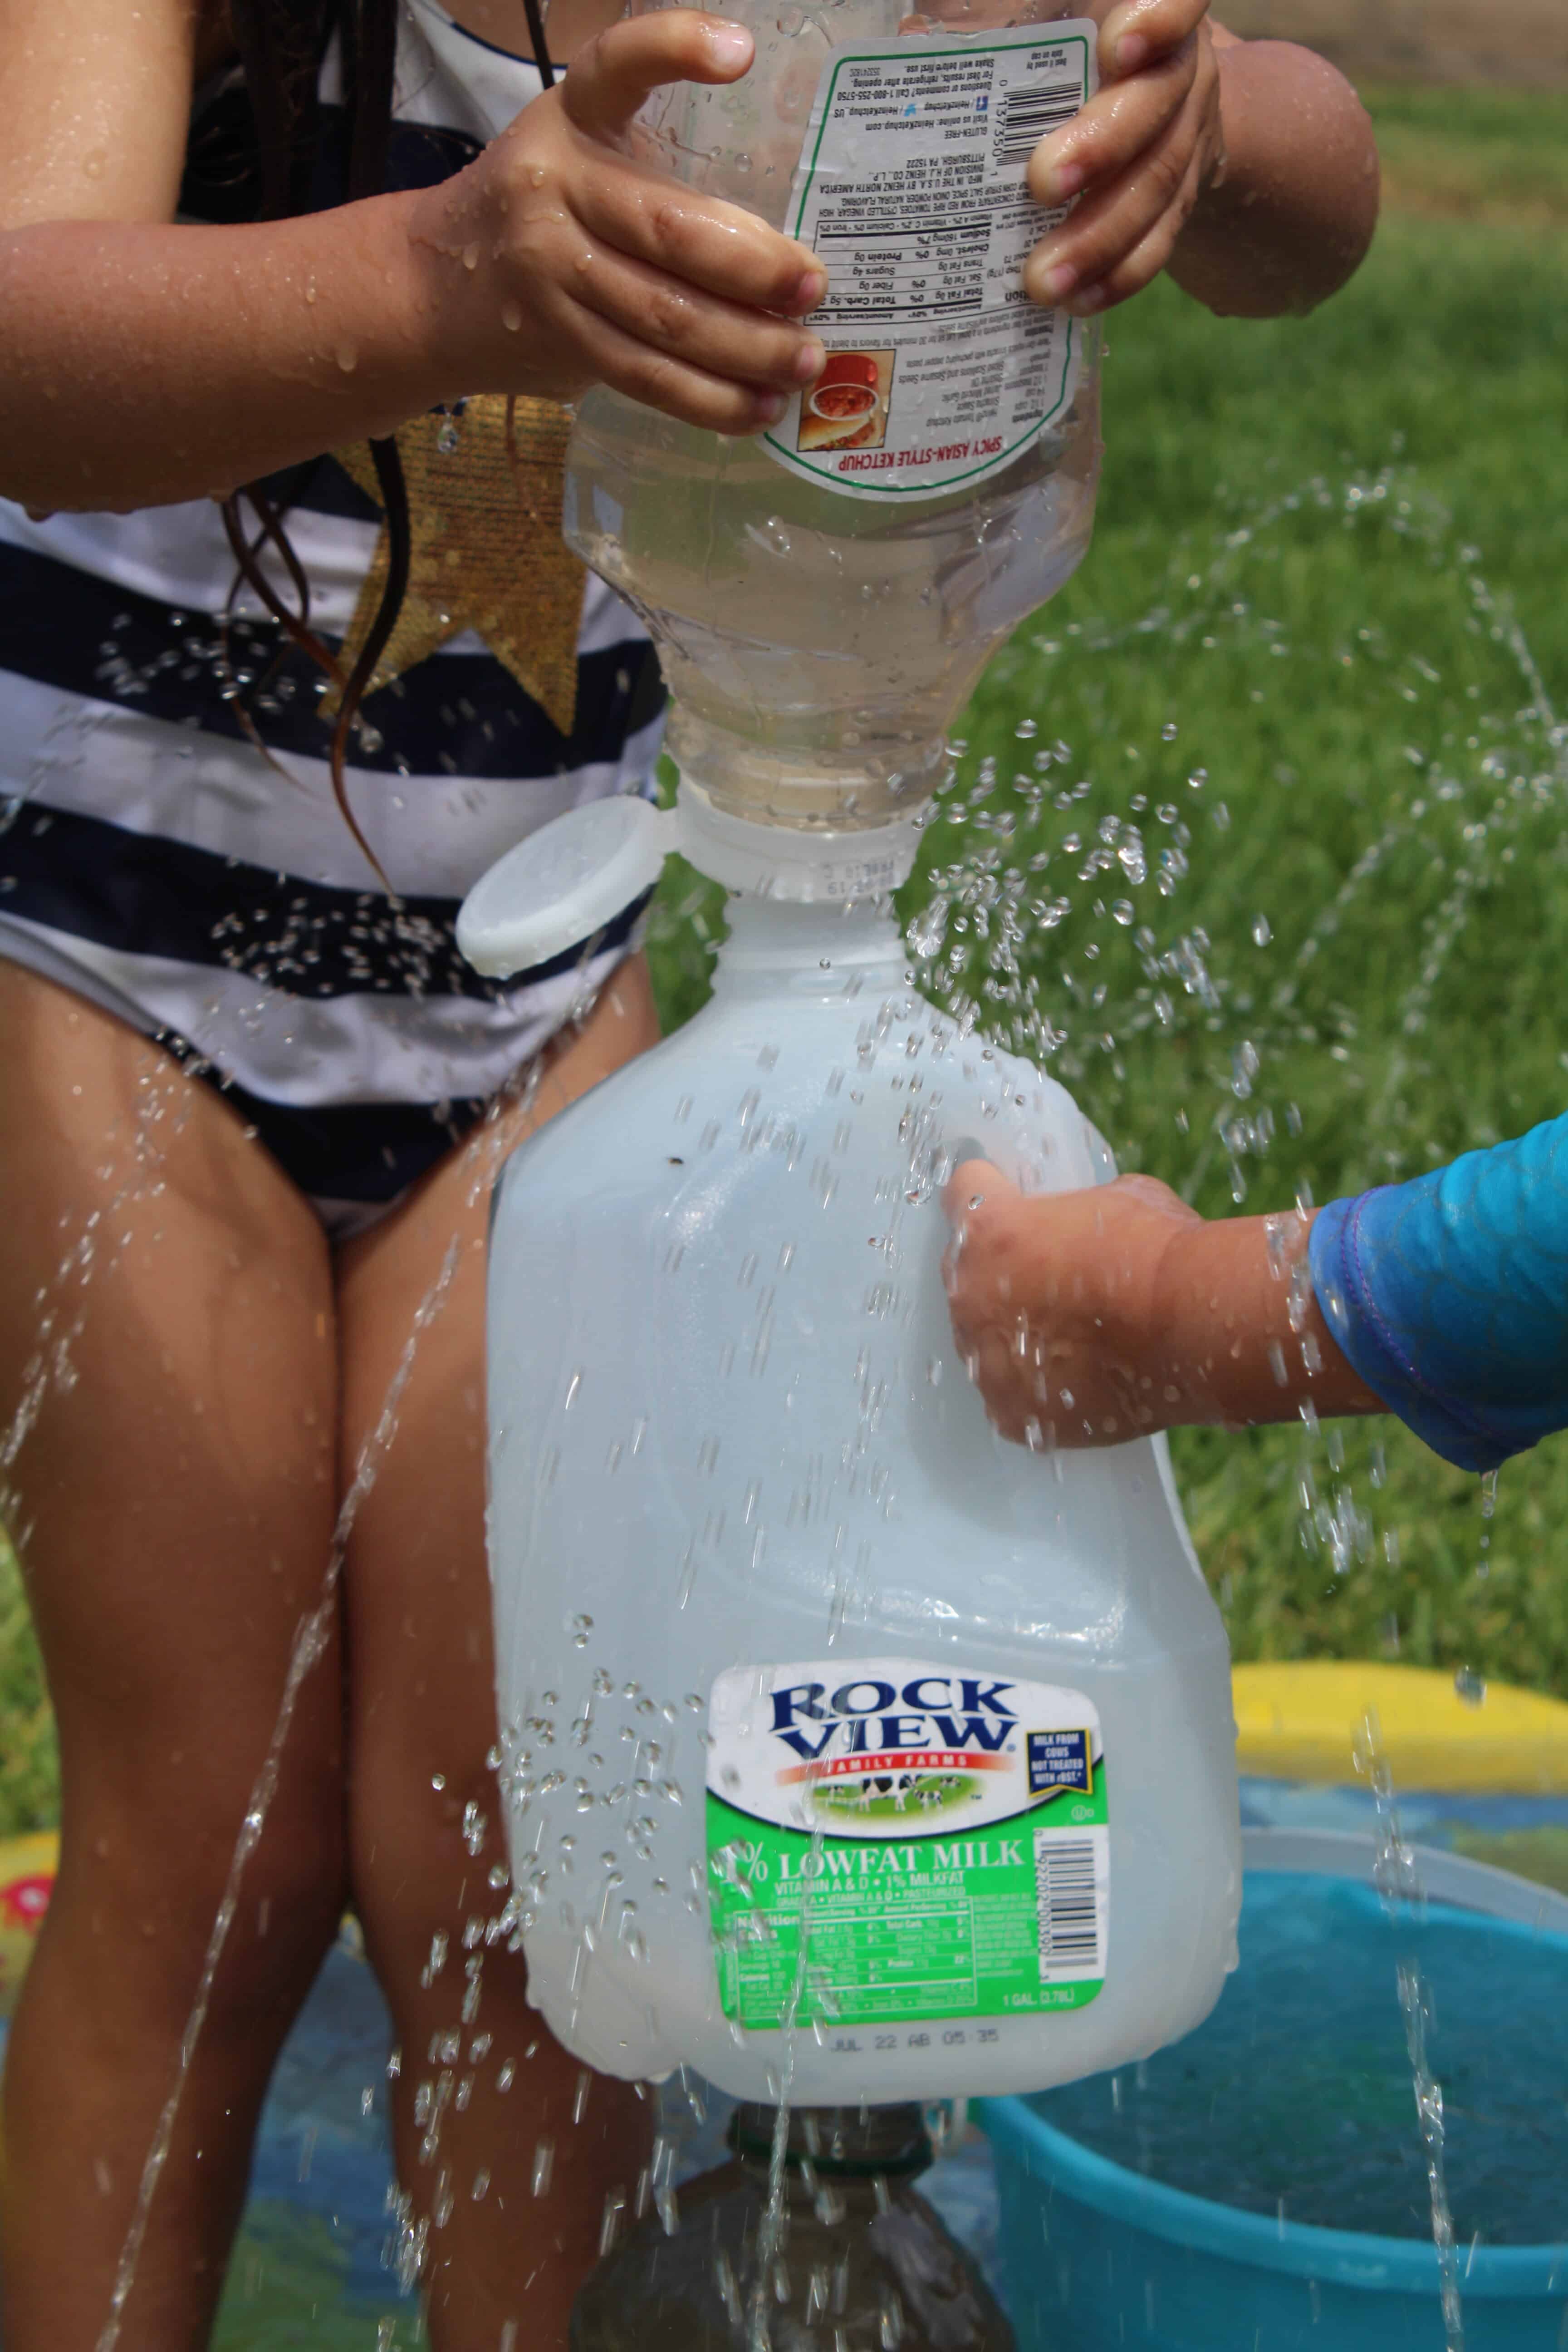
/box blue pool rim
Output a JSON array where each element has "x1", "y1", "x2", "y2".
[{"x1": 975, "y1": 1875, "x2": 1568, "y2": 2305}]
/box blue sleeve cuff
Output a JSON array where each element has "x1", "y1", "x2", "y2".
[{"x1": 1308, "y1": 1114, "x2": 1568, "y2": 1475}]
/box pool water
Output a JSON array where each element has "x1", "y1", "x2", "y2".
[{"x1": 1027, "y1": 1874, "x2": 1568, "y2": 2246}]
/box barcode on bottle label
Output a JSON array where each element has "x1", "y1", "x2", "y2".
[
  {"x1": 1034, "y1": 1823, "x2": 1109, "y2": 1984},
  {"x1": 994, "y1": 80, "x2": 1084, "y2": 166}
]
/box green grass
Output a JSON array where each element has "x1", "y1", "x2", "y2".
[
  {"x1": 1365, "y1": 83, "x2": 1568, "y2": 224},
  {"x1": 4, "y1": 97, "x2": 1568, "y2": 1837},
  {"x1": 0, "y1": 1544, "x2": 57, "y2": 1838}
]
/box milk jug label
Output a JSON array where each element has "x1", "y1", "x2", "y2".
[
  {"x1": 706, "y1": 1660, "x2": 1108, "y2": 2032},
  {"x1": 762, "y1": 24, "x2": 1096, "y2": 503}
]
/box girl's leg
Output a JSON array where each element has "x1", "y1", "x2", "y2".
[
  {"x1": 338, "y1": 958, "x2": 662, "y2": 2351},
  {"x1": 0, "y1": 966, "x2": 348, "y2": 2352}
]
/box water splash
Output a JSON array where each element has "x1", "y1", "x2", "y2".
[{"x1": 1353, "y1": 1707, "x2": 1465, "y2": 2352}]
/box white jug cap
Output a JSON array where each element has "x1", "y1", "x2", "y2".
[
  {"x1": 457, "y1": 783, "x2": 926, "y2": 978},
  {"x1": 456, "y1": 794, "x2": 676, "y2": 978}
]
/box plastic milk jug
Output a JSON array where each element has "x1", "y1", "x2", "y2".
[{"x1": 458, "y1": 796, "x2": 1242, "y2": 2106}]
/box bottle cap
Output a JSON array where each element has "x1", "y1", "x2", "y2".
[{"x1": 457, "y1": 782, "x2": 926, "y2": 978}]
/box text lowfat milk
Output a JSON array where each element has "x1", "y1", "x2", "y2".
[{"x1": 483, "y1": 897, "x2": 1242, "y2": 2103}]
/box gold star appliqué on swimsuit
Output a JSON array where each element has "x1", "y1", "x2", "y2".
[{"x1": 328, "y1": 395, "x2": 585, "y2": 739}]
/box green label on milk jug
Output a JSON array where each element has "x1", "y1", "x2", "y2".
[{"x1": 706, "y1": 1660, "x2": 1108, "y2": 2032}]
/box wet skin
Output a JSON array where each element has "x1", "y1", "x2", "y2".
[{"x1": 0, "y1": 958, "x2": 661, "y2": 2351}]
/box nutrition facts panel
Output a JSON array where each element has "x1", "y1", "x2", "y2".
[
  {"x1": 763, "y1": 24, "x2": 1097, "y2": 501},
  {"x1": 815, "y1": 208, "x2": 1000, "y2": 324}
]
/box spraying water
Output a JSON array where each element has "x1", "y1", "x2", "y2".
[{"x1": 1354, "y1": 1707, "x2": 1466, "y2": 2352}]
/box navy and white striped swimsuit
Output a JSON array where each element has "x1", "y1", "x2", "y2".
[{"x1": 0, "y1": 0, "x2": 663, "y2": 1232}]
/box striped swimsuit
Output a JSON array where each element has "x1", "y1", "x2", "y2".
[{"x1": 0, "y1": 0, "x2": 663, "y2": 1232}]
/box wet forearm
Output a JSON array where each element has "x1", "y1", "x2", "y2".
[
  {"x1": 0, "y1": 196, "x2": 456, "y2": 512},
  {"x1": 1169, "y1": 39, "x2": 1379, "y2": 318},
  {"x1": 1151, "y1": 1210, "x2": 1383, "y2": 1428}
]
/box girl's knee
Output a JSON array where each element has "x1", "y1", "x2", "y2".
[
  {"x1": 50, "y1": 1753, "x2": 348, "y2": 2037},
  {"x1": 349, "y1": 1756, "x2": 506, "y2": 1976}
]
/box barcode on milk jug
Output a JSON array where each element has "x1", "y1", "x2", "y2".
[
  {"x1": 995, "y1": 82, "x2": 1083, "y2": 168},
  {"x1": 1033, "y1": 1827, "x2": 1105, "y2": 1981}
]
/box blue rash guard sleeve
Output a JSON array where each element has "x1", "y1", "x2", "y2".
[{"x1": 1307, "y1": 1111, "x2": 1568, "y2": 1474}]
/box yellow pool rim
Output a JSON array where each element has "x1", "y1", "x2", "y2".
[
  {"x1": 1233, "y1": 1660, "x2": 1568, "y2": 1793},
  {"x1": 0, "y1": 1830, "x2": 58, "y2": 1890}
]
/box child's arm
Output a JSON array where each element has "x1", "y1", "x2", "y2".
[
  {"x1": 945, "y1": 1115, "x2": 1568, "y2": 1473},
  {"x1": 944, "y1": 1164, "x2": 1377, "y2": 1449},
  {"x1": 1023, "y1": 0, "x2": 1378, "y2": 322},
  {"x1": 0, "y1": 4, "x2": 828, "y2": 514}
]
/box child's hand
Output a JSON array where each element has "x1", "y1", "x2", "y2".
[
  {"x1": 1022, "y1": 0, "x2": 1226, "y2": 318},
  {"x1": 943, "y1": 1159, "x2": 1381, "y2": 1448},
  {"x1": 409, "y1": 12, "x2": 828, "y2": 435},
  {"x1": 944, "y1": 1161, "x2": 1203, "y2": 1446}
]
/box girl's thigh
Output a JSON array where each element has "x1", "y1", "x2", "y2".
[
  {"x1": 336, "y1": 953, "x2": 661, "y2": 1854},
  {"x1": 335, "y1": 956, "x2": 661, "y2": 2293},
  {"x1": 0, "y1": 960, "x2": 346, "y2": 1967}
]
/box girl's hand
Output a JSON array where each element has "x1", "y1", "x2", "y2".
[
  {"x1": 1022, "y1": 0, "x2": 1227, "y2": 318},
  {"x1": 410, "y1": 11, "x2": 828, "y2": 434}
]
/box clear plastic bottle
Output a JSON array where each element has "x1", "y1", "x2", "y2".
[
  {"x1": 564, "y1": 0, "x2": 1104, "y2": 832},
  {"x1": 473, "y1": 885, "x2": 1241, "y2": 2107}
]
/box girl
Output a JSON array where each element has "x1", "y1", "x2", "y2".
[{"x1": 0, "y1": 0, "x2": 1376, "y2": 2343}]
